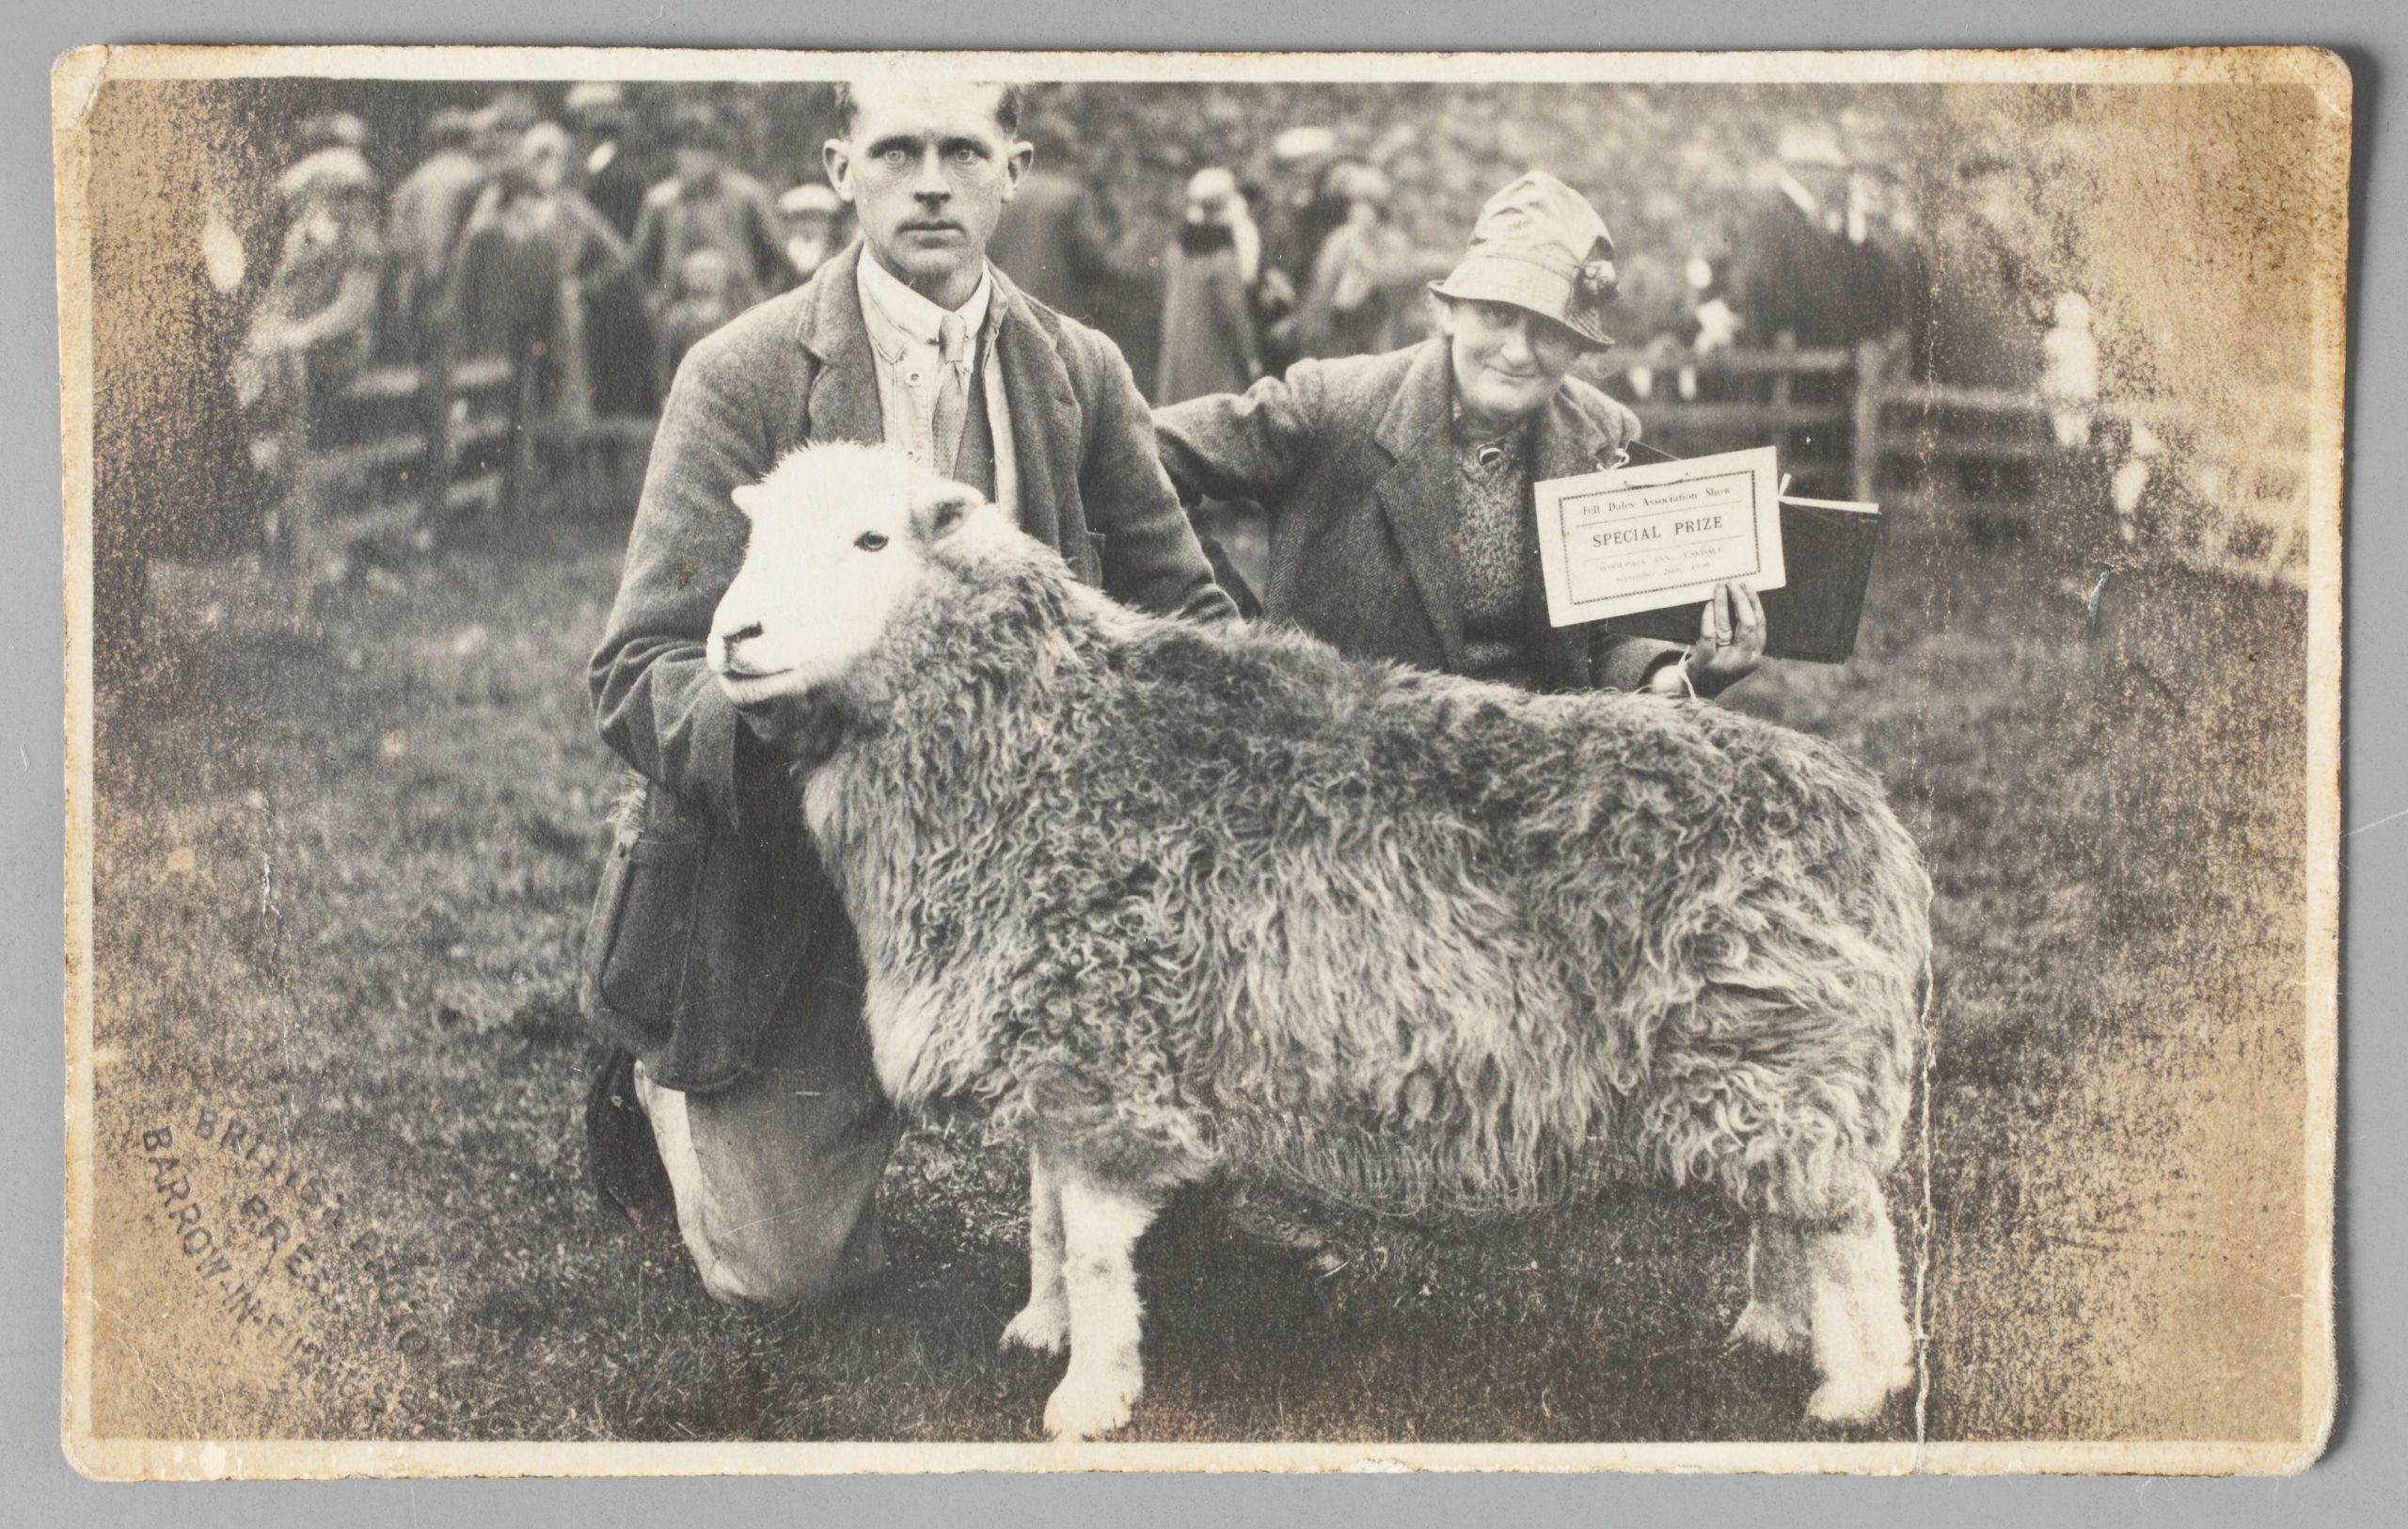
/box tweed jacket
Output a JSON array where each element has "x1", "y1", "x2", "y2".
[
  {"x1": 1154, "y1": 339, "x2": 1683, "y2": 693},
  {"x1": 584, "y1": 241, "x2": 1234, "y2": 1091}
]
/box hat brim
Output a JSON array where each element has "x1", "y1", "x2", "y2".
[{"x1": 1429, "y1": 257, "x2": 1611, "y2": 348}]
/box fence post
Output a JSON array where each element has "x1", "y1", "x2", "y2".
[{"x1": 1851, "y1": 337, "x2": 1887, "y2": 504}]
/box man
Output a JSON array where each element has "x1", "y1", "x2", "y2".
[
  {"x1": 566, "y1": 81, "x2": 650, "y2": 237},
  {"x1": 630, "y1": 107, "x2": 787, "y2": 317},
  {"x1": 565, "y1": 82, "x2": 661, "y2": 417},
  {"x1": 772, "y1": 181, "x2": 846, "y2": 291},
  {"x1": 583, "y1": 79, "x2": 1235, "y2": 1311},
  {"x1": 1735, "y1": 121, "x2": 1901, "y2": 494},
  {"x1": 381, "y1": 105, "x2": 487, "y2": 361}
]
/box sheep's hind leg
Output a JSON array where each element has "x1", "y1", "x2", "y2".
[
  {"x1": 1730, "y1": 1216, "x2": 1812, "y2": 1357},
  {"x1": 1042, "y1": 1168, "x2": 1161, "y2": 1441},
  {"x1": 1798, "y1": 1189, "x2": 1915, "y2": 1425},
  {"x1": 1001, "y1": 1146, "x2": 1069, "y2": 1356}
]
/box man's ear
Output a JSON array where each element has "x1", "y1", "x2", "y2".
[
  {"x1": 821, "y1": 139, "x2": 856, "y2": 203},
  {"x1": 731, "y1": 484, "x2": 766, "y2": 518},
  {"x1": 1000, "y1": 138, "x2": 1035, "y2": 201},
  {"x1": 909, "y1": 484, "x2": 983, "y2": 545}
]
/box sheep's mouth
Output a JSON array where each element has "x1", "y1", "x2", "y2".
[{"x1": 716, "y1": 664, "x2": 798, "y2": 702}]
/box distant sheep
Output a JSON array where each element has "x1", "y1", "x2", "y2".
[{"x1": 707, "y1": 443, "x2": 1933, "y2": 1440}]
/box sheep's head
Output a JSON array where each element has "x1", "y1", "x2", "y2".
[{"x1": 708, "y1": 443, "x2": 995, "y2": 706}]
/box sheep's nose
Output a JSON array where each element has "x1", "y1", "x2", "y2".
[{"x1": 721, "y1": 621, "x2": 764, "y2": 647}]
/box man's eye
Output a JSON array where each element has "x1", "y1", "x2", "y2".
[
  {"x1": 855, "y1": 531, "x2": 890, "y2": 551},
  {"x1": 952, "y1": 147, "x2": 980, "y2": 164},
  {"x1": 880, "y1": 149, "x2": 910, "y2": 166}
]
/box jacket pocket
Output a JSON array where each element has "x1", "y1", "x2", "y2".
[{"x1": 578, "y1": 809, "x2": 707, "y2": 1051}]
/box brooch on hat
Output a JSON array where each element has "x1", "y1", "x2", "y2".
[{"x1": 1573, "y1": 254, "x2": 1620, "y2": 326}]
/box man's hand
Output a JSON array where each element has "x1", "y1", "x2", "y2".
[{"x1": 736, "y1": 690, "x2": 848, "y2": 771}]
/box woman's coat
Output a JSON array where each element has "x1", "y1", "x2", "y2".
[{"x1": 1154, "y1": 338, "x2": 1683, "y2": 693}]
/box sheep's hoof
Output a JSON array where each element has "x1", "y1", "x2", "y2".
[
  {"x1": 1729, "y1": 1300, "x2": 1809, "y2": 1356},
  {"x1": 1806, "y1": 1367, "x2": 1913, "y2": 1425},
  {"x1": 1043, "y1": 1365, "x2": 1141, "y2": 1441},
  {"x1": 1000, "y1": 1300, "x2": 1069, "y2": 1357}
]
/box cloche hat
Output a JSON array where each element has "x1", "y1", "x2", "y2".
[{"x1": 1428, "y1": 170, "x2": 1619, "y2": 349}]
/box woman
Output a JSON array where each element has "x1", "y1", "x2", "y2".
[
  {"x1": 234, "y1": 144, "x2": 384, "y2": 485},
  {"x1": 1291, "y1": 163, "x2": 1411, "y2": 359},
  {"x1": 1156, "y1": 167, "x2": 1263, "y2": 406},
  {"x1": 1156, "y1": 169, "x2": 1765, "y2": 699}
]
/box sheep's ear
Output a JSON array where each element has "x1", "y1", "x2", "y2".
[
  {"x1": 909, "y1": 484, "x2": 982, "y2": 545},
  {"x1": 730, "y1": 484, "x2": 766, "y2": 518}
]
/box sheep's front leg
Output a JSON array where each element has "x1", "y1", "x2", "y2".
[
  {"x1": 1730, "y1": 1216, "x2": 1812, "y2": 1356},
  {"x1": 1000, "y1": 1146, "x2": 1069, "y2": 1355},
  {"x1": 1041, "y1": 1168, "x2": 1160, "y2": 1441},
  {"x1": 1800, "y1": 1191, "x2": 1915, "y2": 1425}
]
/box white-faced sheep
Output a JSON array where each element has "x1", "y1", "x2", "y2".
[{"x1": 707, "y1": 443, "x2": 1933, "y2": 1441}]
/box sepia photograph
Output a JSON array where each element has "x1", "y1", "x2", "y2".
[{"x1": 55, "y1": 45, "x2": 2343, "y2": 1476}]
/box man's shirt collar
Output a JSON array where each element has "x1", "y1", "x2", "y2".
[{"x1": 857, "y1": 250, "x2": 996, "y2": 364}]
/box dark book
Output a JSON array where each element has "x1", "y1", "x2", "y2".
[{"x1": 1603, "y1": 495, "x2": 1881, "y2": 663}]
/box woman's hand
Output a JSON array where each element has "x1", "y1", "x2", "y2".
[
  {"x1": 1687, "y1": 581, "x2": 1766, "y2": 692},
  {"x1": 1645, "y1": 581, "x2": 1766, "y2": 696}
]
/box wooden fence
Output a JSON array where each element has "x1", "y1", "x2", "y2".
[
  {"x1": 275, "y1": 349, "x2": 657, "y2": 575},
  {"x1": 283, "y1": 334, "x2": 2309, "y2": 592},
  {"x1": 1600, "y1": 337, "x2": 2312, "y2": 588}
]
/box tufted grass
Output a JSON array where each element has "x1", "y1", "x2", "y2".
[{"x1": 85, "y1": 480, "x2": 2308, "y2": 1446}]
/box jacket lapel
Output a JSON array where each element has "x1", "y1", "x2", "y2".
[
  {"x1": 1527, "y1": 387, "x2": 1631, "y2": 690},
  {"x1": 793, "y1": 243, "x2": 887, "y2": 448},
  {"x1": 1371, "y1": 342, "x2": 1469, "y2": 674},
  {"x1": 990, "y1": 269, "x2": 1085, "y2": 558}
]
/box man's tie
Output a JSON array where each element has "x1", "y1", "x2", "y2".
[{"x1": 932, "y1": 311, "x2": 970, "y2": 475}]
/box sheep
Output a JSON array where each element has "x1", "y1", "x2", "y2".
[{"x1": 707, "y1": 442, "x2": 1933, "y2": 1441}]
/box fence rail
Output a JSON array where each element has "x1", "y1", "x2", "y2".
[
  {"x1": 287, "y1": 334, "x2": 2310, "y2": 593},
  {"x1": 1603, "y1": 340, "x2": 2311, "y2": 588}
]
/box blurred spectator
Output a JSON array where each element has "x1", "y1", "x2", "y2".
[
  {"x1": 296, "y1": 110, "x2": 367, "y2": 154},
  {"x1": 1251, "y1": 126, "x2": 1339, "y2": 371},
  {"x1": 1258, "y1": 129, "x2": 1343, "y2": 284},
  {"x1": 1294, "y1": 163, "x2": 1411, "y2": 358},
  {"x1": 567, "y1": 82, "x2": 649, "y2": 237},
  {"x1": 1156, "y1": 167, "x2": 1262, "y2": 404},
  {"x1": 452, "y1": 121, "x2": 638, "y2": 453},
  {"x1": 567, "y1": 83, "x2": 661, "y2": 416},
  {"x1": 2042, "y1": 291, "x2": 2100, "y2": 449},
  {"x1": 382, "y1": 104, "x2": 488, "y2": 361},
  {"x1": 1909, "y1": 151, "x2": 2052, "y2": 502},
  {"x1": 1734, "y1": 121, "x2": 1903, "y2": 491},
  {"x1": 234, "y1": 144, "x2": 384, "y2": 478},
  {"x1": 775, "y1": 181, "x2": 847, "y2": 292},
  {"x1": 654, "y1": 246, "x2": 742, "y2": 397},
  {"x1": 985, "y1": 111, "x2": 1149, "y2": 332},
  {"x1": 1735, "y1": 121, "x2": 1894, "y2": 352},
  {"x1": 479, "y1": 92, "x2": 542, "y2": 166},
  {"x1": 631, "y1": 107, "x2": 785, "y2": 316}
]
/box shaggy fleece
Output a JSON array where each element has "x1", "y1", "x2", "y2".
[{"x1": 791, "y1": 478, "x2": 1931, "y2": 1225}]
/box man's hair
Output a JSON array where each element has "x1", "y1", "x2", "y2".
[{"x1": 832, "y1": 81, "x2": 1026, "y2": 141}]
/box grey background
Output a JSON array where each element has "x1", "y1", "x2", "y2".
[{"x1": 7, "y1": 0, "x2": 2397, "y2": 1519}]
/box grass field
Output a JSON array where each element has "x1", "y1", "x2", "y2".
[{"x1": 82, "y1": 486, "x2": 2312, "y2": 1448}]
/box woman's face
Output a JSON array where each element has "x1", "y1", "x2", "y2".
[{"x1": 1441, "y1": 298, "x2": 1586, "y2": 428}]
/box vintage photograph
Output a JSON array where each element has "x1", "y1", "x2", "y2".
[{"x1": 55, "y1": 47, "x2": 2342, "y2": 1475}]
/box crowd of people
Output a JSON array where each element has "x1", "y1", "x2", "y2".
[
  {"x1": 234, "y1": 88, "x2": 868, "y2": 462},
  {"x1": 230, "y1": 82, "x2": 2111, "y2": 492}
]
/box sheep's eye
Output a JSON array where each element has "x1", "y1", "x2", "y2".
[{"x1": 855, "y1": 531, "x2": 889, "y2": 551}]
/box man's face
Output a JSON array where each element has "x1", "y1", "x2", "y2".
[{"x1": 824, "y1": 83, "x2": 1031, "y2": 299}]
